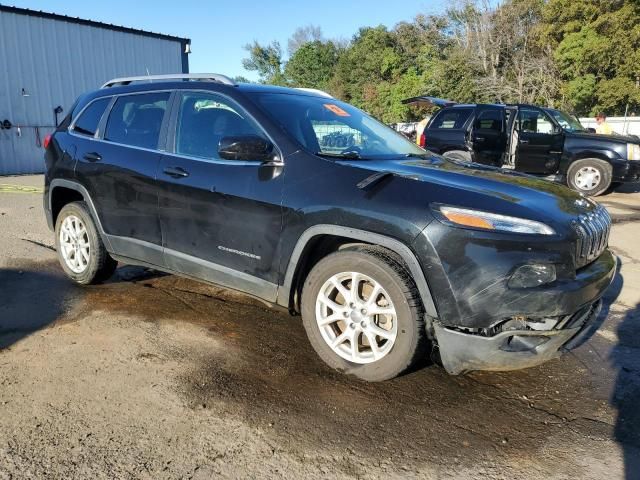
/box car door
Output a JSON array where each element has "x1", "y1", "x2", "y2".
[
  {"x1": 514, "y1": 107, "x2": 564, "y2": 174},
  {"x1": 157, "y1": 90, "x2": 284, "y2": 298},
  {"x1": 74, "y1": 91, "x2": 171, "y2": 265},
  {"x1": 468, "y1": 106, "x2": 507, "y2": 166}
]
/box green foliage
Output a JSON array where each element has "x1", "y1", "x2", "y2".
[
  {"x1": 285, "y1": 41, "x2": 339, "y2": 90},
  {"x1": 544, "y1": 0, "x2": 640, "y2": 115},
  {"x1": 563, "y1": 74, "x2": 597, "y2": 114},
  {"x1": 241, "y1": 0, "x2": 640, "y2": 121},
  {"x1": 241, "y1": 41, "x2": 286, "y2": 86}
]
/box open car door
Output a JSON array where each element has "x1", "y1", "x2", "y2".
[
  {"x1": 467, "y1": 105, "x2": 507, "y2": 167},
  {"x1": 514, "y1": 107, "x2": 564, "y2": 174}
]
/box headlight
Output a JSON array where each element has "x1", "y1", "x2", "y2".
[
  {"x1": 627, "y1": 143, "x2": 640, "y2": 161},
  {"x1": 435, "y1": 205, "x2": 556, "y2": 235}
]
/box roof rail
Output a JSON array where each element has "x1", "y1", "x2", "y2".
[
  {"x1": 101, "y1": 73, "x2": 236, "y2": 88},
  {"x1": 295, "y1": 87, "x2": 333, "y2": 98}
]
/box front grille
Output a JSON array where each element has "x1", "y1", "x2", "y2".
[{"x1": 573, "y1": 205, "x2": 611, "y2": 268}]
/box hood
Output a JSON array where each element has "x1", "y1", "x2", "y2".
[
  {"x1": 567, "y1": 130, "x2": 639, "y2": 144},
  {"x1": 341, "y1": 155, "x2": 596, "y2": 228}
]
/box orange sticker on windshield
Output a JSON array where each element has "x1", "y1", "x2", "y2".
[{"x1": 323, "y1": 104, "x2": 350, "y2": 117}]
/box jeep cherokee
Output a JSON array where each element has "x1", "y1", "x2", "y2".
[{"x1": 43, "y1": 74, "x2": 615, "y2": 380}]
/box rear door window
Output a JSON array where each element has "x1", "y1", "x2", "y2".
[
  {"x1": 429, "y1": 108, "x2": 472, "y2": 129},
  {"x1": 104, "y1": 92, "x2": 170, "y2": 149},
  {"x1": 72, "y1": 97, "x2": 111, "y2": 137},
  {"x1": 474, "y1": 109, "x2": 504, "y2": 132}
]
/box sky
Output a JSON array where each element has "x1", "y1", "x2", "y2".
[{"x1": 7, "y1": 0, "x2": 448, "y2": 80}]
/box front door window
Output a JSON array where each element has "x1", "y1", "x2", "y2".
[{"x1": 175, "y1": 93, "x2": 264, "y2": 160}]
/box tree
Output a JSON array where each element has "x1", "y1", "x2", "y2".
[
  {"x1": 284, "y1": 41, "x2": 339, "y2": 90},
  {"x1": 240, "y1": 1, "x2": 639, "y2": 122},
  {"x1": 542, "y1": 0, "x2": 640, "y2": 114},
  {"x1": 330, "y1": 26, "x2": 401, "y2": 107},
  {"x1": 287, "y1": 25, "x2": 323, "y2": 56},
  {"x1": 241, "y1": 40, "x2": 286, "y2": 85},
  {"x1": 232, "y1": 75, "x2": 253, "y2": 84}
]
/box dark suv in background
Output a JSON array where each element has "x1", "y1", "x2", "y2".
[
  {"x1": 44, "y1": 74, "x2": 615, "y2": 380},
  {"x1": 404, "y1": 97, "x2": 640, "y2": 196}
]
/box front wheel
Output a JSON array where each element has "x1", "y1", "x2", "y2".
[
  {"x1": 55, "y1": 201, "x2": 117, "y2": 284},
  {"x1": 301, "y1": 246, "x2": 427, "y2": 381},
  {"x1": 566, "y1": 158, "x2": 612, "y2": 196}
]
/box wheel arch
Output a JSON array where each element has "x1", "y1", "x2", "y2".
[
  {"x1": 49, "y1": 179, "x2": 112, "y2": 250},
  {"x1": 561, "y1": 150, "x2": 616, "y2": 175},
  {"x1": 277, "y1": 225, "x2": 438, "y2": 319}
]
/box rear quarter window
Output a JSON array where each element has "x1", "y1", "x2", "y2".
[
  {"x1": 71, "y1": 97, "x2": 111, "y2": 137},
  {"x1": 429, "y1": 108, "x2": 473, "y2": 130}
]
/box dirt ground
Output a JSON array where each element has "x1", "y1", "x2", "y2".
[{"x1": 1, "y1": 175, "x2": 640, "y2": 480}]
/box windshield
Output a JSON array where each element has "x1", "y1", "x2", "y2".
[
  {"x1": 546, "y1": 109, "x2": 586, "y2": 132},
  {"x1": 248, "y1": 92, "x2": 427, "y2": 159}
]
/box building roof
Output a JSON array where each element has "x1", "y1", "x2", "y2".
[{"x1": 0, "y1": 4, "x2": 190, "y2": 44}]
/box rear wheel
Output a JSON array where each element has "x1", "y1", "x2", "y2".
[
  {"x1": 55, "y1": 201, "x2": 117, "y2": 284},
  {"x1": 566, "y1": 158, "x2": 612, "y2": 196},
  {"x1": 301, "y1": 246, "x2": 427, "y2": 381}
]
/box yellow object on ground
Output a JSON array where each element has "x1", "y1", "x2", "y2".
[{"x1": 0, "y1": 184, "x2": 44, "y2": 194}]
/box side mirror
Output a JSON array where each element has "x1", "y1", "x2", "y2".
[
  {"x1": 586, "y1": 127, "x2": 596, "y2": 134},
  {"x1": 218, "y1": 135, "x2": 277, "y2": 162}
]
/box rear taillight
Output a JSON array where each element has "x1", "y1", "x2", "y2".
[
  {"x1": 43, "y1": 134, "x2": 52, "y2": 149},
  {"x1": 418, "y1": 132, "x2": 426, "y2": 148}
]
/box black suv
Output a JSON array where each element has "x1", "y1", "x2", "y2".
[
  {"x1": 405, "y1": 97, "x2": 640, "y2": 196},
  {"x1": 44, "y1": 74, "x2": 615, "y2": 380}
]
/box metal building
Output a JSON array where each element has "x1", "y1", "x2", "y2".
[{"x1": 0, "y1": 5, "x2": 190, "y2": 175}]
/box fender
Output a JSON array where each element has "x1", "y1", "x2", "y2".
[
  {"x1": 559, "y1": 148, "x2": 620, "y2": 175},
  {"x1": 48, "y1": 179, "x2": 113, "y2": 251},
  {"x1": 277, "y1": 224, "x2": 438, "y2": 318}
]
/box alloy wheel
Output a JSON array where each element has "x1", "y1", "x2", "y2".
[
  {"x1": 315, "y1": 271, "x2": 398, "y2": 364},
  {"x1": 59, "y1": 215, "x2": 90, "y2": 273}
]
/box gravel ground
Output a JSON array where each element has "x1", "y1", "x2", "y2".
[{"x1": 1, "y1": 175, "x2": 640, "y2": 479}]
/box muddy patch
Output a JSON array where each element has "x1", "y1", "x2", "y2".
[{"x1": 3, "y1": 260, "x2": 629, "y2": 473}]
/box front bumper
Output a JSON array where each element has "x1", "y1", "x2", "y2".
[
  {"x1": 433, "y1": 249, "x2": 616, "y2": 375},
  {"x1": 435, "y1": 300, "x2": 603, "y2": 375},
  {"x1": 612, "y1": 160, "x2": 640, "y2": 182}
]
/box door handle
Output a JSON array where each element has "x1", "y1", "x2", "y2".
[
  {"x1": 475, "y1": 137, "x2": 485, "y2": 142},
  {"x1": 163, "y1": 166, "x2": 189, "y2": 178},
  {"x1": 520, "y1": 139, "x2": 529, "y2": 144},
  {"x1": 83, "y1": 152, "x2": 102, "y2": 162}
]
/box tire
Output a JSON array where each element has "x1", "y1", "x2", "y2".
[
  {"x1": 301, "y1": 246, "x2": 427, "y2": 381},
  {"x1": 442, "y1": 150, "x2": 472, "y2": 162},
  {"x1": 566, "y1": 158, "x2": 612, "y2": 196},
  {"x1": 55, "y1": 201, "x2": 117, "y2": 284}
]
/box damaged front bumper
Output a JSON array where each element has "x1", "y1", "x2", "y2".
[{"x1": 434, "y1": 300, "x2": 603, "y2": 375}]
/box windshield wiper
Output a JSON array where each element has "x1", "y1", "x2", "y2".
[
  {"x1": 315, "y1": 151, "x2": 362, "y2": 159},
  {"x1": 404, "y1": 152, "x2": 429, "y2": 158}
]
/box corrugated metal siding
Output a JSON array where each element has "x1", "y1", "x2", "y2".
[{"x1": 0, "y1": 10, "x2": 186, "y2": 175}]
